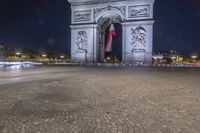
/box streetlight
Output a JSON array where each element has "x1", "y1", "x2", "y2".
[
  {"x1": 191, "y1": 55, "x2": 198, "y2": 59},
  {"x1": 16, "y1": 52, "x2": 21, "y2": 56},
  {"x1": 85, "y1": 49, "x2": 88, "y2": 63},
  {"x1": 42, "y1": 54, "x2": 47, "y2": 58},
  {"x1": 191, "y1": 55, "x2": 198, "y2": 62},
  {"x1": 171, "y1": 56, "x2": 176, "y2": 60},
  {"x1": 15, "y1": 52, "x2": 21, "y2": 60},
  {"x1": 60, "y1": 55, "x2": 64, "y2": 59},
  {"x1": 132, "y1": 49, "x2": 134, "y2": 64}
]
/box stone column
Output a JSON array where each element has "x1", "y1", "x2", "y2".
[
  {"x1": 121, "y1": 22, "x2": 127, "y2": 63},
  {"x1": 122, "y1": 20, "x2": 154, "y2": 63},
  {"x1": 70, "y1": 24, "x2": 98, "y2": 63}
]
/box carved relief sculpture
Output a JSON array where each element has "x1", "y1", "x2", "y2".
[
  {"x1": 130, "y1": 26, "x2": 147, "y2": 52},
  {"x1": 76, "y1": 31, "x2": 88, "y2": 51}
]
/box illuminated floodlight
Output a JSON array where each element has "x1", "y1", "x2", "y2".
[
  {"x1": 42, "y1": 54, "x2": 47, "y2": 57},
  {"x1": 153, "y1": 55, "x2": 163, "y2": 60},
  {"x1": 171, "y1": 56, "x2": 176, "y2": 60},
  {"x1": 16, "y1": 52, "x2": 21, "y2": 56},
  {"x1": 191, "y1": 55, "x2": 198, "y2": 59},
  {"x1": 106, "y1": 57, "x2": 111, "y2": 60},
  {"x1": 60, "y1": 55, "x2": 65, "y2": 59}
]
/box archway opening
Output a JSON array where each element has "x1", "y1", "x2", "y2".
[
  {"x1": 105, "y1": 23, "x2": 122, "y2": 62},
  {"x1": 97, "y1": 14, "x2": 123, "y2": 63}
]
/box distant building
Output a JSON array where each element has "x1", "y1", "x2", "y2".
[{"x1": 153, "y1": 50, "x2": 183, "y2": 64}]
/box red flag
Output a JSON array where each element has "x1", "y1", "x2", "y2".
[{"x1": 104, "y1": 24, "x2": 116, "y2": 52}]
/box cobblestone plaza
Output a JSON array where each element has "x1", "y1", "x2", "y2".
[{"x1": 0, "y1": 66, "x2": 199, "y2": 133}]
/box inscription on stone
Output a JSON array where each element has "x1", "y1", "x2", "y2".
[
  {"x1": 74, "y1": 10, "x2": 91, "y2": 22},
  {"x1": 128, "y1": 5, "x2": 150, "y2": 18}
]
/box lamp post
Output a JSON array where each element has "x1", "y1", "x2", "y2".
[
  {"x1": 85, "y1": 49, "x2": 88, "y2": 63},
  {"x1": 171, "y1": 55, "x2": 176, "y2": 63},
  {"x1": 191, "y1": 55, "x2": 198, "y2": 62},
  {"x1": 15, "y1": 52, "x2": 21, "y2": 59},
  {"x1": 60, "y1": 55, "x2": 65, "y2": 62}
]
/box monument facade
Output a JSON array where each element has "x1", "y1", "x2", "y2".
[{"x1": 68, "y1": 0, "x2": 155, "y2": 63}]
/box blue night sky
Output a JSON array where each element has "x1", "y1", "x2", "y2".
[{"x1": 0, "y1": 0, "x2": 200, "y2": 56}]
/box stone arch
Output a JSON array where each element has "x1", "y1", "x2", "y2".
[
  {"x1": 94, "y1": 6, "x2": 125, "y2": 25},
  {"x1": 97, "y1": 13, "x2": 123, "y2": 32},
  {"x1": 96, "y1": 10, "x2": 123, "y2": 62}
]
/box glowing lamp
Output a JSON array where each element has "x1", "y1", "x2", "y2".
[
  {"x1": 16, "y1": 52, "x2": 21, "y2": 56},
  {"x1": 191, "y1": 55, "x2": 198, "y2": 59},
  {"x1": 42, "y1": 54, "x2": 47, "y2": 57}
]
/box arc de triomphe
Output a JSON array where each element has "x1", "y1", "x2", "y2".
[{"x1": 68, "y1": 0, "x2": 155, "y2": 63}]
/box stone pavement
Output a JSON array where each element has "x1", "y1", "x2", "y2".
[{"x1": 0, "y1": 66, "x2": 199, "y2": 133}]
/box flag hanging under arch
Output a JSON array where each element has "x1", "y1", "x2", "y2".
[{"x1": 104, "y1": 24, "x2": 116, "y2": 53}]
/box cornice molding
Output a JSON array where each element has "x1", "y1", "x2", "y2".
[{"x1": 67, "y1": 0, "x2": 154, "y2": 6}]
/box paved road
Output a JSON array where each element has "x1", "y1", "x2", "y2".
[{"x1": 0, "y1": 66, "x2": 199, "y2": 133}]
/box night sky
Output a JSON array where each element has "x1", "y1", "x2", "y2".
[{"x1": 0, "y1": 0, "x2": 200, "y2": 56}]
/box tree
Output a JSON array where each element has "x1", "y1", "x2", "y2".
[{"x1": 22, "y1": 47, "x2": 40, "y2": 59}]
